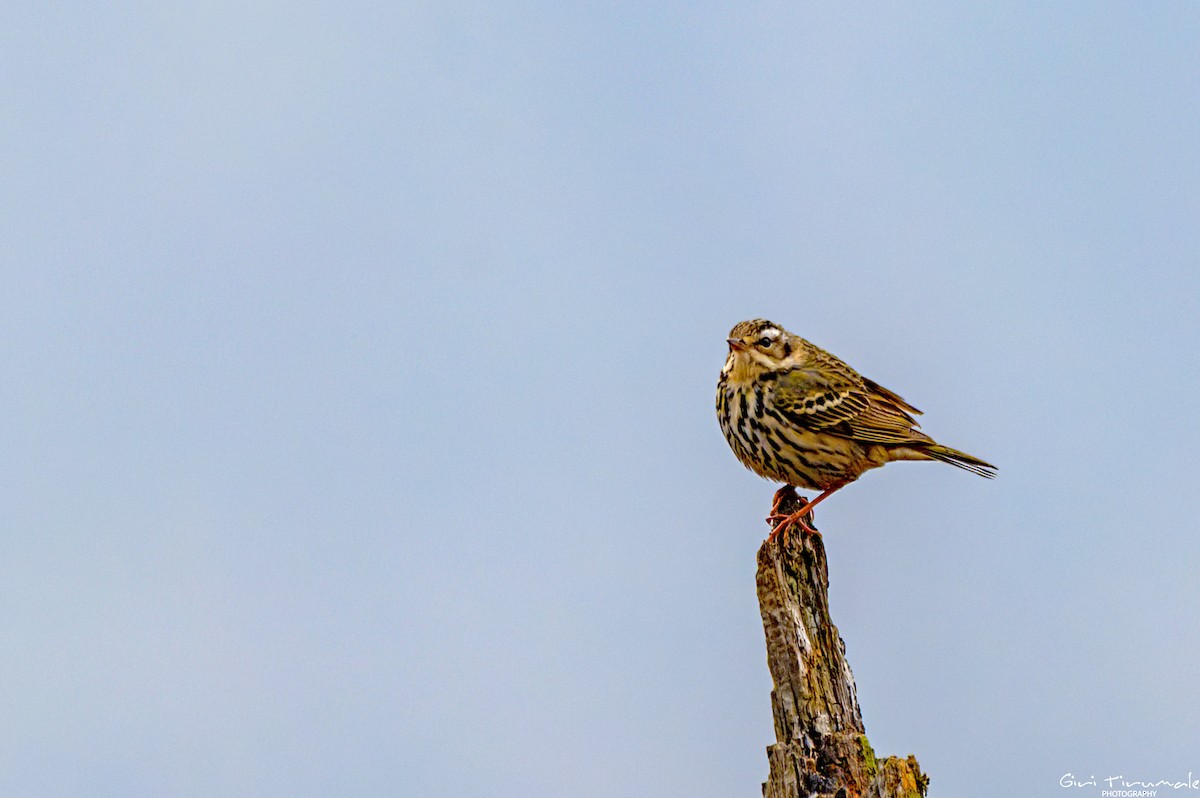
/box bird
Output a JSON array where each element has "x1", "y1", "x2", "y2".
[{"x1": 716, "y1": 319, "x2": 995, "y2": 541}]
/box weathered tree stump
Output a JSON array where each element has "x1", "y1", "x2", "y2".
[{"x1": 757, "y1": 488, "x2": 929, "y2": 798}]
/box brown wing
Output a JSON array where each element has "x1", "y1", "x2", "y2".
[
  {"x1": 850, "y1": 377, "x2": 932, "y2": 444},
  {"x1": 771, "y1": 363, "x2": 870, "y2": 429},
  {"x1": 773, "y1": 363, "x2": 930, "y2": 446},
  {"x1": 862, "y1": 377, "x2": 921, "y2": 416}
]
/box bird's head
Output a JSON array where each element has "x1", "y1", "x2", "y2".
[{"x1": 723, "y1": 319, "x2": 793, "y2": 380}]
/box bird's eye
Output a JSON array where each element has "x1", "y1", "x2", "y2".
[{"x1": 757, "y1": 337, "x2": 773, "y2": 347}]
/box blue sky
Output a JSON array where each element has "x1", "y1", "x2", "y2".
[{"x1": 2, "y1": 3, "x2": 1198, "y2": 797}]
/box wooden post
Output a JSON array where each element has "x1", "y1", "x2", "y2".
[{"x1": 757, "y1": 488, "x2": 929, "y2": 798}]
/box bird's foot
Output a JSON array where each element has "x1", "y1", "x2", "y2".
[
  {"x1": 764, "y1": 482, "x2": 844, "y2": 544},
  {"x1": 765, "y1": 485, "x2": 798, "y2": 523},
  {"x1": 766, "y1": 503, "x2": 820, "y2": 545}
]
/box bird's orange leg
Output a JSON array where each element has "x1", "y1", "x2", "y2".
[
  {"x1": 765, "y1": 486, "x2": 797, "y2": 522},
  {"x1": 766, "y1": 484, "x2": 844, "y2": 543}
]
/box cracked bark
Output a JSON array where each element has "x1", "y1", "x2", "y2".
[{"x1": 757, "y1": 488, "x2": 929, "y2": 798}]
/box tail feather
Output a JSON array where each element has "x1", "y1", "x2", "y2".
[{"x1": 924, "y1": 444, "x2": 997, "y2": 479}]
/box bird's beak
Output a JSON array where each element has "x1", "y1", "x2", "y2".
[{"x1": 727, "y1": 338, "x2": 746, "y2": 352}]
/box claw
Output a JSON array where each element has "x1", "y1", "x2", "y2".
[
  {"x1": 764, "y1": 482, "x2": 845, "y2": 544},
  {"x1": 764, "y1": 486, "x2": 797, "y2": 525},
  {"x1": 766, "y1": 507, "x2": 819, "y2": 544}
]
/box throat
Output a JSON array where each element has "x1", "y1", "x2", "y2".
[{"x1": 725, "y1": 356, "x2": 768, "y2": 386}]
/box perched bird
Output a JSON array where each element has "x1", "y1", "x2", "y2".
[{"x1": 716, "y1": 319, "x2": 995, "y2": 540}]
